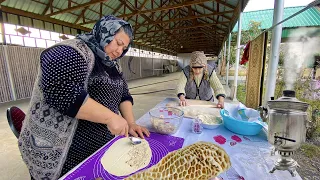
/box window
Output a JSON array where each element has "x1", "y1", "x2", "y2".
[
  {"x1": 67, "y1": 35, "x2": 75, "y2": 39},
  {"x1": 16, "y1": 26, "x2": 30, "y2": 37},
  {"x1": 4, "y1": 24, "x2": 17, "y2": 35},
  {"x1": 46, "y1": 40, "x2": 56, "y2": 47},
  {"x1": 40, "y1": 30, "x2": 51, "y2": 39},
  {"x1": 10, "y1": 36, "x2": 24, "y2": 46},
  {"x1": 5, "y1": 35, "x2": 11, "y2": 44},
  {"x1": 29, "y1": 28, "x2": 41, "y2": 38},
  {"x1": 36, "y1": 39, "x2": 46, "y2": 48},
  {"x1": 24, "y1": 37, "x2": 36, "y2": 47},
  {"x1": 51, "y1": 32, "x2": 60, "y2": 41}
]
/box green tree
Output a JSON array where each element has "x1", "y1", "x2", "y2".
[{"x1": 229, "y1": 21, "x2": 262, "y2": 66}]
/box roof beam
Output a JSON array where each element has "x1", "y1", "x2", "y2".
[
  {"x1": 215, "y1": 0, "x2": 236, "y2": 9},
  {"x1": 135, "y1": 22, "x2": 227, "y2": 35},
  {"x1": 119, "y1": 0, "x2": 213, "y2": 18},
  {"x1": 32, "y1": 0, "x2": 96, "y2": 23},
  {"x1": 197, "y1": 4, "x2": 232, "y2": 20},
  {"x1": 100, "y1": 2, "x2": 103, "y2": 18},
  {"x1": 133, "y1": 10, "x2": 232, "y2": 28},
  {"x1": 121, "y1": 0, "x2": 174, "y2": 38},
  {"x1": 68, "y1": 0, "x2": 72, "y2": 8},
  {"x1": 134, "y1": 42, "x2": 175, "y2": 54},
  {"x1": 141, "y1": 33, "x2": 221, "y2": 45},
  {"x1": 111, "y1": 3, "x2": 124, "y2": 15},
  {"x1": 127, "y1": 0, "x2": 149, "y2": 22},
  {"x1": 1, "y1": 6, "x2": 91, "y2": 32},
  {"x1": 78, "y1": 2, "x2": 123, "y2": 25},
  {"x1": 148, "y1": 36, "x2": 221, "y2": 45},
  {"x1": 136, "y1": 32, "x2": 223, "y2": 42},
  {"x1": 41, "y1": 0, "x2": 54, "y2": 15},
  {"x1": 75, "y1": 7, "x2": 88, "y2": 24},
  {"x1": 46, "y1": 0, "x2": 108, "y2": 16},
  {"x1": 135, "y1": 27, "x2": 225, "y2": 39}
]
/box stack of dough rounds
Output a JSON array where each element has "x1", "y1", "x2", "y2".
[
  {"x1": 125, "y1": 141, "x2": 231, "y2": 180},
  {"x1": 101, "y1": 138, "x2": 152, "y2": 176}
]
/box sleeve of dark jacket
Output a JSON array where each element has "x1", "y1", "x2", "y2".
[
  {"x1": 120, "y1": 75, "x2": 134, "y2": 105},
  {"x1": 40, "y1": 45, "x2": 89, "y2": 118}
]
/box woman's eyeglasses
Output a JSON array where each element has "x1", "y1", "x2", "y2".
[{"x1": 192, "y1": 66, "x2": 204, "y2": 69}]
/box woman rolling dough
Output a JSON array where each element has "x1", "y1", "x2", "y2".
[{"x1": 176, "y1": 51, "x2": 226, "y2": 108}]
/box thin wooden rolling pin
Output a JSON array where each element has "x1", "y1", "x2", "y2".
[{"x1": 184, "y1": 104, "x2": 219, "y2": 108}]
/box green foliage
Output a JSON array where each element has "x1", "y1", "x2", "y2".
[
  {"x1": 300, "y1": 143, "x2": 320, "y2": 158},
  {"x1": 274, "y1": 75, "x2": 320, "y2": 139},
  {"x1": 236, "y1": 84, "x2": 246, "y2": 104},
  {"x1": 229, "y1": 21, "x2": 263, "y2": 66}
]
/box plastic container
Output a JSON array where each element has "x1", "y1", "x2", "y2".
[
  {"x1": 220, "y1": 109, "x2": 262, "y2": 136},
  {"x1": 149, "y1": 107, "x2": 184, "y2": 135},
  {"x1": 192, "y1": 117, "x2": 203, "y2": 134},
  {"x1": 198, "y1": 115, "x2": 223, "y2": 130}
]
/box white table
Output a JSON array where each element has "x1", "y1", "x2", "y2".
[{"x1": 61, "y1": 97, "x2": 302, "y2": 180}]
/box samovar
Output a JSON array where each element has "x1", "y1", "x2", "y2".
[{"x1": 267, "y1": 90, "x2": 309, "y2": 177}]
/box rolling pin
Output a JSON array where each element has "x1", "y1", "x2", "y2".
[{"x1": 186, "y1": 104, "x2": 219, "y2": 108}]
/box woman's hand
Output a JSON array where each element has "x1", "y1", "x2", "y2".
[
  {"x1": 179, "y1": 95, "x2": 187, "y2": 106},
  {"x1": 106, "y1": 114, "x2": 129, "y2": 137},
  {"x1": 76, "y1": 98, "x2": 129, "y2": 136},
  {"x1": 128, "y1": 123, "x2": 150, "y2": 139},
  {"x1": 217, "y1": 96, "x2": 225, "y2": 109}
]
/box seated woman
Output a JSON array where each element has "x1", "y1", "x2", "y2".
[
  {"x1": 176, "y1": 51, "x2": 226, "y2": 108},
  {"x1": 18, "y1": 15, "x2": 149, "y2": 180}
]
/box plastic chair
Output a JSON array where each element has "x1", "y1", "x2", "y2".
[{"x1": 6, "y1": 106, "x2": 26, "y2": 138}]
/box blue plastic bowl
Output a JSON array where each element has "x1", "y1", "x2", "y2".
[{"x1": 220, "y1": 109, "x2": 262, "y2": 136}]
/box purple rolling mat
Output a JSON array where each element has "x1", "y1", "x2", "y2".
[{"x1": 63, "y1": 132, "x2": 184, "y2": 180}]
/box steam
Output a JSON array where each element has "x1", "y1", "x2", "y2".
[{"x1": 283, "y1": 27, "x2": 320, "y2": 90}]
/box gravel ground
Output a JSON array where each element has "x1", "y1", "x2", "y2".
[{"x1": 293, "y1": 141, "x2": 320, "y2": 180}]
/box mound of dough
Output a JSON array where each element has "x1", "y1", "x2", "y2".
[
  {"x1": 125, "y1": 141, "x2": 231, "y2": 180},
  {"x1": 101, "y1": 138, "x2": 152, "y2": 176},
  {"x1": 198, "y1": 114, "x2": 222, "y2": 125}
]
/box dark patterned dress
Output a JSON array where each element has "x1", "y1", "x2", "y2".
[{"x1": 37, "y1": 45, "x2": 133, "y2": 178}]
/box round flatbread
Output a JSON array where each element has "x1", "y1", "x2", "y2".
[{"x1": 101, "y1": 138, "x2": 152, "y2": 176}]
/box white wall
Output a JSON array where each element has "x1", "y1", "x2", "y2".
[
  {"x1": 207, "y1": 60, "x2": 218, "y2": 70},
  {"x1": 177, "y1": 53, "x2": 192, "y2": 68}
]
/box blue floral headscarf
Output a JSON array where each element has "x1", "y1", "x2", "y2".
[{"x1": 76, "y1": 15, "x2": 133, "y2": 69}]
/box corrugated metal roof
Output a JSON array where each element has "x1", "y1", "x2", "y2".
[
  {"x1": 282, "y1": 26, "x2": 320, "y2": 38},
  {"x1": 2, "y1": 0, "x2": 46, "y2": 14},
  {"x1": 233, "y1": 6, "x2": 320, "y2": 32},
  {"x1": 0, "y1": 0, "x2": 248, "y2": 54}
]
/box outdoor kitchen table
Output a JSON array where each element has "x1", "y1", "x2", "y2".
[{"x1": 60, "y1": 98, "x2": 302, "y2": 180}]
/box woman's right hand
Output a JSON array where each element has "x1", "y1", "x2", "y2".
[
  {"x1": 76, "y1": 97, "x2": 129, "y2": 136},
  {"x1": 179, "y1": 95, "x2": 187, "y2": 106},
  {"x1": 106, "y1": 114, "x2": 129, "y2": 137}
]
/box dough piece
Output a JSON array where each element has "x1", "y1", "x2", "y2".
[
  {"x1": 183, "y1": 108, "x2": 199, "y2": 118},
  {"x1": 152, "y1": 118, "x2": 177, "y2": 134},
  {"x1": 101, "y1": 138, "x2": 152, "y2": 176},
  {"x1": 125, "y1": 141, "x2": 231, "y2": 180},
  {"x1": 198, "y1": 114, "x2": 222, "y2": 125},
  {"x1": 166, "y1": 102, "x2": 179, "y2": 107}
]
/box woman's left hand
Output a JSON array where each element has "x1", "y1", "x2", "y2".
[
  {"x1": 128, "y1": 123, "x2": 150, "y2": 139},
  {"x1": 217, "y1": 97, "x2": 225, "y2": 109}
]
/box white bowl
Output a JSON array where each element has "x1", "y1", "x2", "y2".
[{"x1": 197, "y1": 115, "x2": 223, "y2": 130}]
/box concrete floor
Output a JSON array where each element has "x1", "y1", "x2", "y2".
[{"x1": 0, "y1": 72, "x2": 231, "y2": 179}]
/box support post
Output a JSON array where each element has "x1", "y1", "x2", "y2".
[
  {"x1": 264, "y1": 0, "x2": 284, "y2": 105},
  {"x1": 226, "y1": 33, "x2": 232, "y2": 86},
  {"x1": 230, "y1": 10, "x2": 242, "y2": 101}
]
